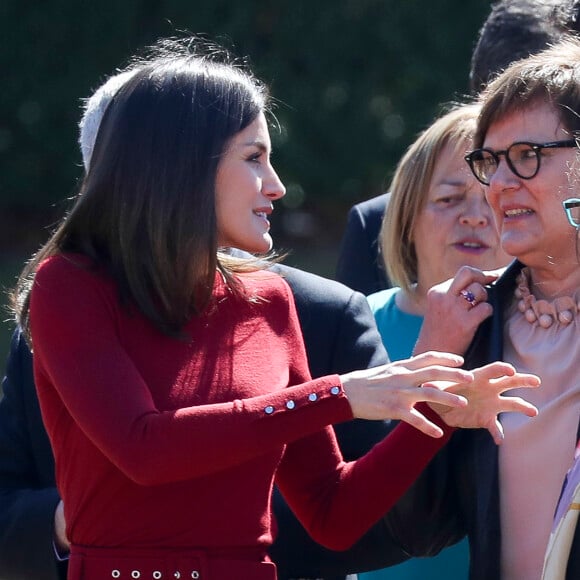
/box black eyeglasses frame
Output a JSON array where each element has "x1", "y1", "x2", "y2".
[{"x1": 465, "y1": 139, "x2": 579, "y2": 186}]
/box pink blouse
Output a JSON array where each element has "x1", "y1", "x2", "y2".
[{"x1": 499, "y1": 268, "x2": 580, "y2": 580}]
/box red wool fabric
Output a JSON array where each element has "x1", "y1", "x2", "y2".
[{"x1": 30, "y1": 254, "x2": 452, "y2": 568}]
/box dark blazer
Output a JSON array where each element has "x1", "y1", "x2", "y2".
[
  {"x1": 0, "y1": 264, "x2": 391, "y2": 580},
  {"x1": 0, "y1": 328, "x2": 66, "y2": 580},
  {"x1": 381, "y1": 260, "x2": 580, "y2": 580},
  {"x1": 283, "y1": 260, "x2": 580, "y2": 580},
  {"x1": 335, "y1": 193, "x2": 390, "y2": 295},
  {"x1": 377, "y1": 262, "x2": 526, "y2": 580}
]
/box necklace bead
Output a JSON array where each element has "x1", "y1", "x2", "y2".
[
  {"x1": 539, "y1": 313, "x2": 555, "y2": 328},
  {"x1": 515, "y1": 268, "x2": 578, "y2": 328},
  {"x1": 523, "y1": 306, "x2": 536, "y2": 323}
]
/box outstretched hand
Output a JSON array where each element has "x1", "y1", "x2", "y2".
[
  {"x1": 340, "y1": 351, "x2": 475, "y2": 439},
  {"x1": 424, "y1": 361, "x2": 540, "y2": 445}
]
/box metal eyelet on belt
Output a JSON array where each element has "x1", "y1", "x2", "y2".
[
  {"x1": 173, "y1": 573, "x2": 181, "y2": 579},
  {"x1": 153, "y1": 573, "x2": 162, "y2": 579},
  {"x1": 131, "y1": 572, "x2": 141, "y2": 579},
  {"x1": 112, "y1": 571, "x2": 121, "y2": 579},
  {"x1": 191, "y1": 572, "x2": 200, "y2": 579}
]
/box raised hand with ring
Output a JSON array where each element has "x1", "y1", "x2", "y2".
[{"x1": 414, "y1": 265, "x2": 505, "y2": 356}]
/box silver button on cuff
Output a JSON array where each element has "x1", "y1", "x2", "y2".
[
  {"x1": 330, "y1": 386, "x2": 341, "y2": 395},
  {"x1": 308, "y1": 393, "x2": 317, "y2": 402},
  {"x1": 286, "y1": 400, "x2": 295, "y2": 409},
  {"x1": 264, "y1": 405, "x2": 274, "y2": 414}
]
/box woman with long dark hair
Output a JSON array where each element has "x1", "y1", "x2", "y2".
[{"x1": 13, "y1": 39, "x2": 539, "y2": 580}]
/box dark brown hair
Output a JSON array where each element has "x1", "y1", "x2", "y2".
[
  {"x1": 13, "y1": 40, "x2": 272, "y2": 337},
  {"x1": 469, "y1": 0, "x2": 576, "y2": 93},
  {"x1": 475, "y1": 37, "x2": 580, "y2": 147}
]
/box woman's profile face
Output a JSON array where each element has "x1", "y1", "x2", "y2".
[
  {"x1": 483, "y1": 102, "x2": 580, "y2": 269},
  {"x1": 412, "y1": 138, "x2": 510, "y2": 291},
  {"x1": 214, "y1": 112, "x2": 286, "y2": 253}
]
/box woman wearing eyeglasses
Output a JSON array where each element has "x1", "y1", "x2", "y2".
[{"x1": 388, "y1": 38, "x2": 580, "y2": 580}]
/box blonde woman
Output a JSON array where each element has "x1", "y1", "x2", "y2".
[{"x1": 363, "y1": 103, "x2": 511, "y2": 579}]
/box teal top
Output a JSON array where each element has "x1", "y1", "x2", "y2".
[
  {"x1": 366, "y1": 288, "x2": 423, "y2": 361},
  {"x1": 362, "y1": 287, "x2": 469, "y2": 580}
]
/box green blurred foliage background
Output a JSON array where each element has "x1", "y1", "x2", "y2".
[{"x1": 0, "y1": 0, "x2": 492, "y2": 362}]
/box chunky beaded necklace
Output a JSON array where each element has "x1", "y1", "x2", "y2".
[{"x1": 515, "y1": 268, "x2": 579, "y2": 328}]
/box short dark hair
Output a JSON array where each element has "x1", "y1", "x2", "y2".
[
  {"x1": 469, "y1": 0, "x2": 580, "y2": 93},
  {"x1": 14, "y1": 38, "x2": 272, "y2": 337},
  {"x1": 474, "y1": 37, "x2": 580, "y2": 147}
]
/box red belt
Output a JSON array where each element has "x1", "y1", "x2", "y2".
[{"x1": 69, "y1": 546, "x2": 277, "y2": 580}]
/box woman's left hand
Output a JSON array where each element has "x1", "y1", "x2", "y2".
[{"x1": 424, "y1": 361, "x2": 540, "y2": 445}]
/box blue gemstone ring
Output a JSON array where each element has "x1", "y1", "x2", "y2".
[{"x1": 460, "y1": 289, "x2": 477, "y2": 306}]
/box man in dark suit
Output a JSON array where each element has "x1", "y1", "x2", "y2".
[{"x1": 335, "y1": 193, "x2": 390, "y2": 295}]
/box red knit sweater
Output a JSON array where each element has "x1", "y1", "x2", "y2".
[{"x1": 30, "y1": 254, "x2": 452, "y2": 560}]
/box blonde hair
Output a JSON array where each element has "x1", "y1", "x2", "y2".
[{"x1": 382, "y1": 103, "x2": 481, "y2": 291}]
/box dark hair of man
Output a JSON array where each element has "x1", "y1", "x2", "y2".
[
  {"x1": 13, "y1": 42, "x2": 272, "y2": 337},
  {"x1": 474, "y1": 37, "x2": 580, "y2": 147},
  {"x1": 468, "y1": 0, "x2": 574, "y2": 93}
]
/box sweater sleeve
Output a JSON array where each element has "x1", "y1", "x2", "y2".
[
  {"x1": 275, "y1": 404, "x2": 455, "y2": 551},
  {"x1": 30, "y1": 257, "x2": 353, "y2": 486}
]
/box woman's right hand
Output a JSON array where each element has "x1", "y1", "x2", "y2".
[
  {"x1": 340, "y1": 351, "x2": 473, "y2": 438},
  {"x1": 414, "y1": 266, "x2": 504, "y2": 357}
]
